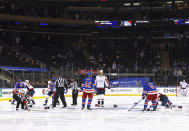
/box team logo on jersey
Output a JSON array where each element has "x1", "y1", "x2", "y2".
[{"x1": 148, "y1": 83, "x2": 155, "y2": 89}]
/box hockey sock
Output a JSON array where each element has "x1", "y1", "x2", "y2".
[
  {"x1": 97, "y1": 95, "x2": 101, "y2": 106},
  {"x1": 87, "y1": 105, "x2": 91, "y2": 109},
  {"x1": 82, "y1": 98, "x2": 86, "y2": 107},
  {"x1": 52, "y1": 96, "x2": 55, "y2": 104},
  {"x1": 101, "y1": 95, "x2": 104, "y2": 107},
  {"x1": 152, "y1": 101, "x2": 157, "y2": 110},
  {"x1": 98, "y1": 99, "x2": 101, "y2": 106},
  {"x1": 87, "y1": 98, "x2": 92, "y2": 106},
  {"x1": 27, "y1": 99, "x2": 30, "y2": 104},
  {"x1": 101, "y1": 99, "x2": 104, "y2": 106},
  {"x1": 144, "y1": 100, "x2": 149, "y2": 109},
  {"x1": 32, "y1": 100, "x2": 35, "y2": 104}
]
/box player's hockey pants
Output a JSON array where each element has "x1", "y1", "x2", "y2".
[
  {"x1": 82, "y1": 92, "x2": 93, "y2": 107},
  {"x1": 144, "y1": 94, "x2": 157, "y2": 110}
]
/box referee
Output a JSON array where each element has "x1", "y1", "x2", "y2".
[{"x1": 53, "y1": 74, "x2": 69, "y2": 108}]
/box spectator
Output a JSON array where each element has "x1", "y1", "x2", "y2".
[
  {"x1": 0, "y1": 44, "x2": 3, "y2": 54},
  {"x1": 112, "y1": 62, "x2": 117, "y2": 72},
  {"x1": 89, "y1": 55, "x2": 95, "y2": 64},
  {"x1": 178, "y1": 68, "x2": 183, "y2": 81}
]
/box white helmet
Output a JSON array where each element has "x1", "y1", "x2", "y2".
[
  {"x1": 48, "y1": 81, "x2": 52, "y2": 84},
  {"x1": 25, "y1": 80, "x2": 29, "y2": 83},
  {"x1": 99, "y1": 70, "x2": 103, "y2": 73}
]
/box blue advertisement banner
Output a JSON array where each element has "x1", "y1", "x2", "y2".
[{"x1": 110, "y1": 77, "x2": 150, "y2": 88}]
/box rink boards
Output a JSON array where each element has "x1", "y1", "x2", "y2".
[{"x1": 0, "y1": 87, "x2": 177, "y2": 101}]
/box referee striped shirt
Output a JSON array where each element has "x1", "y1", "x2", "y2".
[{"x1": 55, "y1": 77, "x2": 68, "y2": 88}]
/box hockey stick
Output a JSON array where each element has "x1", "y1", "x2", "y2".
[{"x1": 128, "y1": 99, "x2": 143, "y2": 111}]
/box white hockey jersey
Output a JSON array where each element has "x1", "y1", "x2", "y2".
[
  {"x1": 48, "y1": 81, "x2": 56, "y2": 92},
  {"x1": 24, "y1": 82, "x2": 34, "y2": 90},
  {"x1": 180, "y1": 81, "x2": 189, "y2": 89},
  {"x1": 95, "y1": 75, "x2": 109, "y2": 89}
]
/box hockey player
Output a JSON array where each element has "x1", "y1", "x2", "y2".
[
  {"x1": 69, "y1": 78, "x2": 79, "y2": 106},
  {"x1": 142, "y1": 81, "x2": 158, "y2": 111},
  {"x1": 12, "y1": 80, "x2": 25, "y2": 110},
  {"x1": 179, "y1": 80, "x2": 189, "y2": 96},
  {"x1": 81, "y1": 72, "x2": 96, "y2": 110},
  {"x1": 11, "y1": 79, "x2": 24, "y2": 105},
  {"x1": 95, "y1": 70, "x2": 111, "y2": 107},
  {"x1": 157, "y1": 93, "x2": 173, "y2": 108},
  {"x1": 24, "y1": 80, "x2": 35, "y2": 105},
  {"x1": 43, "y1": 77, "x2": 58, "y2": 106}
]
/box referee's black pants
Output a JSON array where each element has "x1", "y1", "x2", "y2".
[
  {"x1": 72, "y1": 90, "x2": 78, "y2": 105},
  {"x1": 53, "y1": 88, "x2": 67, "y2": 107},
  {"x1": 13, "y1": 94, "x2": 24, "y2": 109}
]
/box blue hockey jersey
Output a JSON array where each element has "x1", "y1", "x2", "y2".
[
  {"x1": 81, "y1": 77, "x2": 96, "y2": 93},
  {"x1": 142, "y1": 82, "x2": 157, "y2": 96},
  {"x1": 14, "y1": 82, "x2": 24, "y2": 89}
]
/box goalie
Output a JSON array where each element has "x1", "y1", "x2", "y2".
[{"x1": 179, "y1": 80, "x2": 189, "y2": 96}]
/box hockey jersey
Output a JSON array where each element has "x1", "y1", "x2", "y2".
[
  {"x1": 15, "y1": 82, "x2": 24, "y2": 89},
  {"x1": 81, "y1": 77, "x2": 96, "y2": 93},
  {"x1": 157, "y1": 93, "x2": 167, "y2": 101},
  {"x1": 95, "y1": 75, "x2": 109, "y2": 89},
  {"x1": 13, "y1": 82, "x2": 24, "y2": 95},
  {"x1": 179, "y1": 81, "x2": 189, "y2": 89},
  {"x1": 142, "y1": 82, "x2": 157, "y2": 96},
  {"x1": 48, "y1": 81, "x2": 56, "y2": 92},
  {"x1": 24, "y1": 82, "x2": 34, "y2": 91}
]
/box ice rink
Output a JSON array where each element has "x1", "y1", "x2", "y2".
[{"x1": 0, "y1": 96, "x2": 189, "y2": 131}]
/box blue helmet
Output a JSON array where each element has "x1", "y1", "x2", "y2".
[
  {"x1": 17, "y1": 79, "x2": 22, "y2": 82},
  {"x1": 88, "y1": 72, "x2": 92, "y2": 76},
  {"x1": 52, "y1": 77, "x2": 56, "y2": 81}
]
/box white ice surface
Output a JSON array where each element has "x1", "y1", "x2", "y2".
[{"x1": 0, "y1": 96, "x2": 189, "y2": 131}]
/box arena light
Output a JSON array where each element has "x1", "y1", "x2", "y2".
[
  {"x1": 124, "y1": 3, "x2": 131, "y2": 6},
  {"x1": 167, "y1": 1, "x2": 172, "y2": 4},
  {"x1": 175, "y1": 1, "x2": 184, "y2": 4},
  {"x1": 134, "y1": 20, "x2": 149, "y2": 26},
  {"x1": 40, "y1": 23, "x2": 48, "y2": 26},
  {"x1": 133, "y1": 3, "x2": 140, "y2": 6},
  {"x1": 101, "y1": 0, "x2": 108, "y2": 2},
  {"x1": 185, "y1": 20, "x2": 189, "y2": 24},
  {"x1": 15, "y1": 22, "x2": 20, "y2": 25}
]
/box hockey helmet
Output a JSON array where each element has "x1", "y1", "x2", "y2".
[
  {"x1": 52, "y1": 77, "x2": 56, "y2": 81},
  {"x1": 88, "y1": 72, "x2": 92, "y2": 76}
]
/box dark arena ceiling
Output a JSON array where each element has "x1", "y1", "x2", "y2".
[{"x1": 0, "y1": 0, "x2": 188, "y2": 37}]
